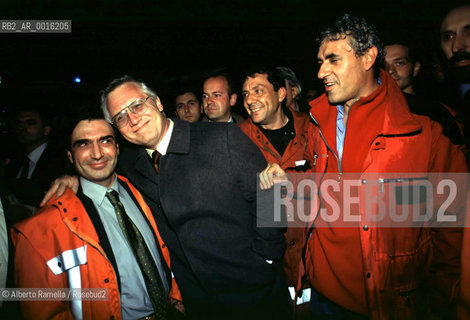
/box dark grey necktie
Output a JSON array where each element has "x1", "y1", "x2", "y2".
[
  {"x1": 20, "y1": 156, "x2": 30, "y2": 179},
  {"x1": 105, "y1": 190, "x2": 168, "y2": 319}
]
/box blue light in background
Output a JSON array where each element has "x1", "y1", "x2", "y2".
[{"x1": 73, "y1": 76, "x2": 81, "y2": 84}]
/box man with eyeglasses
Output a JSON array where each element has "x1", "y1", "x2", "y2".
[
  {"x1": 13, "y1": 112, "x2": 182, "y2": 320},
  {"x1": 43, "y1": 75, "x2": 291, "y2": 320}
]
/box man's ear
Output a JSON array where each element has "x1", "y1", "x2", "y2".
[
  {"x1": 413, "y1": 61, "x2": 421, "y2": 77},
  {"x1": 278, "y1": 87, "x2": 287, "y2": 103},
  {"x1": 155, "y1": 96, "x2": 164, "y2": 112},
  {"x1": 363, "y1": 46, "x2": 378, "y2": 71},
  {"x1": 229, "y1": 93, "x2": 237, "y2": 107},
  {"x1": 291, "y1": 86, "x2": 300, "y2": 100},
  {"x1": 44, "y1": 125, "x2": 52, "y2": 137},
  {"x1": 67, "y1": 150, "x2": 73, "y2": 165},
  {"x1": 116, "y1": 143, "x2": 119, "y2": 156}
]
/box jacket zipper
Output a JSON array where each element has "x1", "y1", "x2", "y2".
[
  {"x1": 309, "y1": 111, "x2": 342, "y2": 180},
  {"x1": 377, "y1": 176, "x2": 428, "y2": 193}
]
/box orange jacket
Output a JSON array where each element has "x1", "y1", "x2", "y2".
[
  {"x1": 11, "y1": 175, "x2": 181, "y2": 320},
  {"x1": 304, "y1": 70, "x2": 466, "y2": 319},
  {"x1": 239, "y1": 109, "x2": 311, "y2": 287},
  {"x1": 239, "y1": 109, "x2": 310, "y2": 170}
]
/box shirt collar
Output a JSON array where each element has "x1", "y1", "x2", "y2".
[
  {"x1": 207, "y1": 115, "x2": 233, "y2": 123},
  {"x1": 28, "y1": 142, "x2": 48, "y2": 163},
  {"x1": 146, "y1": 119, "x2": 174, "y2": 157},
  {"x1": 80, "y1": 174, "x2": 119, "y2": 207}
]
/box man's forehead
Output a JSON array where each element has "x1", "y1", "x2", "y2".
[
  {"x1": 72, "y1": 120, "x2": 114, "y2": 139},
  {"x1": 318, "y1": 38, "x2": 352, "y2": 57},
  {"x1": 204, "y1": 77, "x2": 229, "y2": 90},
  {"x1": 177, "y1": 92, "x2": 197, "y2": 101},
  {"x1": 243, "y1": 74, "x2": 271, "y2": 88},
  {"x1": 110, "y1": 82, "x2": 146, "y2": 106},
  {"x1": 17, "y1": 111, "x2": 41, "y2": 120},
  {"x1": 441, "y1": 6, "x2": 470, "y2": 31},
  {"x1": 385, "y1": 45, "x2": 409, "y2": 59}
]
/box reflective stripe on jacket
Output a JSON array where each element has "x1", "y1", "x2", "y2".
[{"x1": 11, "y1": 175, "x2": 181, "y2": 320}]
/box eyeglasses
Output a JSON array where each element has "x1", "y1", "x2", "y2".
[{"x1": 111, "y1": 96, "x2": 155, "y2": 128}]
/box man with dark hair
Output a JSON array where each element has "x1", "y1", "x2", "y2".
[
  {"x1": 384, "y1": 40, "x2": 421, "y2": 95},
  {"x1": 1, "y1": 108, "x2": 68, "y2": 211},
  {"x1": 441, "y1": 5, "x2": 470, "y2": 92},
  {"x1": 12, "y1": 113, "x2": 182, "y2": 319},
  {"x1": 202, "y1": 72, "x2": 245, "y2": 123},
  {"x1": 440, "y1": 5, "x2": 470, "y2": 318},
  {"x1": 276, "y1": 66, "x2": 303, "y2": 112},
  {"x1": 174, "y1": 89, "x2": 202, "y2": 123},
  {"x1": 385, "y1": 39, "x2": 465, "y2": 146},
  {"x1": 440, "y1": 5, "x2": 470, "y2": 149},
  {"x1": 260, "y1": 14, "x2": 466, "y2": 319},
  {"x1": 44, "y1": 75, "x2": 291, "y2": 319},
  {"x1": 239, "y1": 66, "x2": 311, "y2": 312}
]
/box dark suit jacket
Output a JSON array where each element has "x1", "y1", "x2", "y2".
[
  {"x1": 3, "y1": 142, "x2": 69, "y2": 207},
  {"x1": 117, "y1": 120, "x2": 289, "y2": 319}
]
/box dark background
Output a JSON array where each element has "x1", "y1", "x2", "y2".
[{"x1": 0, "y1": 0, "x2": 467, "y2": 118}]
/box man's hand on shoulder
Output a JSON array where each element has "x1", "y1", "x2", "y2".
[{"x1": 40, "y1": 175, "x2": 79, "y2": 207}]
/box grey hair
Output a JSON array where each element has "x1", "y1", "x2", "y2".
[
  {"x1": 276, "y1": 66, "x2": 302, "y2": 97},
  {"x1": 100, "y1": 75, "x2": 158, "y2": 123}
]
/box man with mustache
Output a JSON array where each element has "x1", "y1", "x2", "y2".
[
  {"x1": 440, "y1": 5, "x2": 470, "y2": 148},
  {"x1": 442, "y1": 7, "x2": 470, "y2": 318}
]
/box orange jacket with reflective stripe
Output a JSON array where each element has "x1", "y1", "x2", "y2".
[{"x1": 11, "y1": 175, "x2": 181, "y2": 320}]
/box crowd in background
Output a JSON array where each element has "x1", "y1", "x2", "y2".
[{"x1": 0, "y1": 4, "x2": 469, "y2": 320}]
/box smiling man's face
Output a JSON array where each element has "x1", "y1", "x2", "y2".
[
  {"x1": 68, "y1": 119, "x2": 118, "y2": 188},
  {"x1": 317, "y1": 37, "x2": 370, "y2": 106},
  {"x1": 106, "y1": 82, "x2": 168, "y2": 149}
]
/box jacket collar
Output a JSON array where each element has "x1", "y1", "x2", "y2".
[
  {"x1": 166, "y1": 119, "x2": 190, "y2": 155},
  {"x1": 309, "y1": 69, "x2": 422, "y2": 137},
  {"x1": 134, "y1": 148, "x2": 159, "y2": 182},
  {"x1": 242, "y1": 108, "x2": 307, "y2": 136}
]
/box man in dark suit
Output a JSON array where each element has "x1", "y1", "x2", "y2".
[
  {"x1": 44, "y1": 76, "x2": 290, "y2": 319},
  {"x1": 1, "y1": 108, "x2": 68, "y2": 219},
  {"x1": 101, "y1": 76, "x2": 290, "y2": 319}
]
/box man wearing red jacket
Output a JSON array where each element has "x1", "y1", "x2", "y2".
[
  {"x1": 260, "y1": 14, "x2": 467, "y2": 319},
  {"x1": 11, "y1": 115, "x2": 182, "y2": 320},
  {"x1": 239, "y1": 66, "x2": 311, "y2": 310}
]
